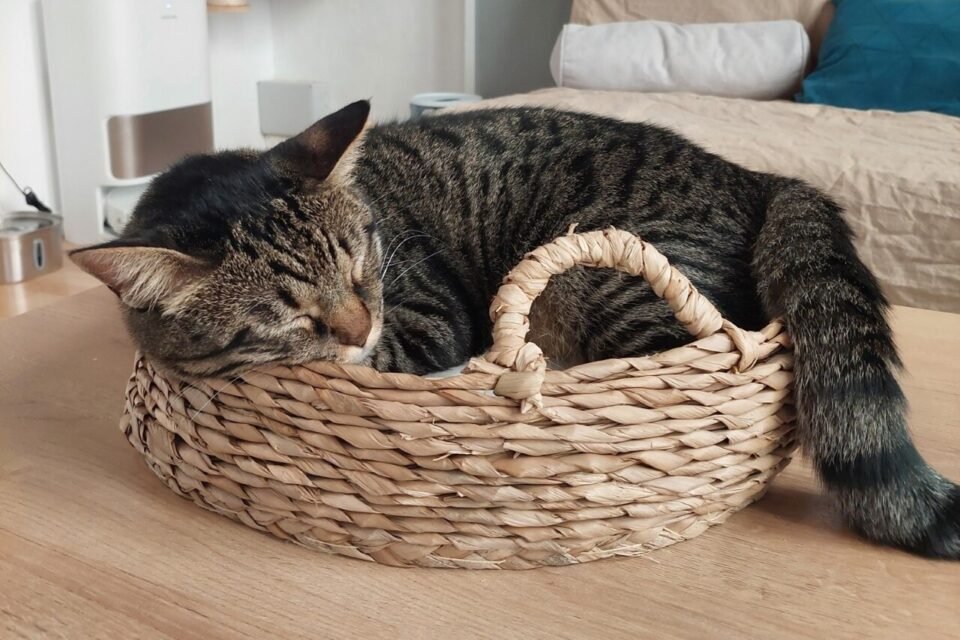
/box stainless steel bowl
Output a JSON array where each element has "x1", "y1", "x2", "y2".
[{"x1": 0, "y1": 212, "x2": 63, "y2": 284}]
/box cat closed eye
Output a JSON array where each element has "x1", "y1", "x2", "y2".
[
  {"x1": 294, "y1": 315, "x2": 328, "y2": 336},
  {"x1": 312, "y1": 318, "x2": 329, "y2": 336}
]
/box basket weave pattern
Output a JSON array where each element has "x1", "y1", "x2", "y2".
[{"x1": 121, "y1": 229, "x2": 797, "y2": 569}]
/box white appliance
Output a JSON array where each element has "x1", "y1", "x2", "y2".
[{"x1": 42, "y1": 0, "x2": 214, "y2": 243}]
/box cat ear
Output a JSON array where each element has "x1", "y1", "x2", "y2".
[
  {"x1": 70, "y1": 241, "x2": 209, "y2": 310},
  {"x1": 267, "y1": 99, "x2": 371, "y2": 184}
]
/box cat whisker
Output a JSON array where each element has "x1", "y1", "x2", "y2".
[
  {"x1": 387, "y1": 250, "x2": 442, "y2": 287},
  {"x1": 383, "y1": 298, "x2": 410, "y2": 317},
  {"x1": 378, "y1": 288, "x2": 414, "y2": 318},
  {"x1": 182, "y1": 374, "x2": 245, "y2": 421},
  {"x1": 379, "y1": 230, "x2": 420, "y2": 268},
  {"x1": 380, "y1": 232, "x2": 433, "y2": 279},
  {"x1": 363, "y1": 185, "x2": 401, "y2": 209}
]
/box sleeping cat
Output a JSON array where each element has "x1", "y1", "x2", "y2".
[{"x1": 72, "y1": 100, "x2": 959, "y2": 559}]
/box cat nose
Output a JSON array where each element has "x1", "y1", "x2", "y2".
[{"x1": 328, "y1": 299, "x2": 372, "y2": 348}]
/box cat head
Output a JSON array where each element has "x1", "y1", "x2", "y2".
[{"x1": 71, "y1": 100, "x2": 384, "y2": 379}]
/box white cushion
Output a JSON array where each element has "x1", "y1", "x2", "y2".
[{"x1": 550, "y1": 20, "x2": 810, "y2": 100}]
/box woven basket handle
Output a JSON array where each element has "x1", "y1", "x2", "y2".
[{"x1": 479, "y1": 228, "x2": 756, "y2": 411}]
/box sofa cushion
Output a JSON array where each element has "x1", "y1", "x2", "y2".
[
  {"x1": 570, "y1": 0, "x2": 833, "y2": 64},
  {"x1": 798, "y1": 0, "x2": 960, "y2": 117},
  {"x1": 550, "y1": 20, "x2": 809, "y2": 100}
]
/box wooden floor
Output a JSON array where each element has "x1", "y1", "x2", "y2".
[
  {"x1": 0, "y1": 246, "x2": 99, "y2": 319},
  {"x1": 0, "y1": 288, "x2": 958, "y2": 639}
]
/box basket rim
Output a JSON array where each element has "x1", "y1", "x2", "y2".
[{"x1": 148, "y1": 318, "x2": 789, "y2": 393}]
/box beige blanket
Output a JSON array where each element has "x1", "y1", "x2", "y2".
[{"x1": 458, "y1": 88, "x2": 960, "y2": 313}]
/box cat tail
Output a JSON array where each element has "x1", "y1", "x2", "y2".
[{"x1": 753, "y1": 177, "x2": 959, "y2": 558}]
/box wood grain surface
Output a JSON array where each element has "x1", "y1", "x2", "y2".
[
  {"x1": 1, "y1": 287, "x2": 958, "y2": 640},
  {"x1": 0, "y1": 245, "x2": 99, "y2": 320}
]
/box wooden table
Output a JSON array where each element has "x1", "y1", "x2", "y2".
[
  {"x1": 1, "y1": 287, "x2": 958, "y2": 640},
  {"x1": 0, "y1": 244, "x2": 99, "y2": 320}
]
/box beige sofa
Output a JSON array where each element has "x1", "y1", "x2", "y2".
[{"x1": 475, "y1": 0, "x2": 960, "y2": 313}]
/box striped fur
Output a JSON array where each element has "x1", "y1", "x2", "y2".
[{"x1": 72, "y1": 101, "x2": 959, "y2": 558}]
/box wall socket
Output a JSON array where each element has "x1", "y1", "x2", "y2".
[{"x1": 257, "y1": 80, "x2": 329, "y2": 137}]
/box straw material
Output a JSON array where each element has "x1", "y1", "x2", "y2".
[{"x1": 121, "y1": 228, "x2": 797, "y2": 569}]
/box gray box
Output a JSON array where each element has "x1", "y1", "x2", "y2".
[{"x1": 258, "y1": 80, "x2": 330, "y2": 137}]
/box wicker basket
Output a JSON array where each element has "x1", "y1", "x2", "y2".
[{"x1": 121, "y1": 228, "x2": 797, "y2": 569}]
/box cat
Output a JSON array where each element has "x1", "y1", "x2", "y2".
[{"x1": 71, "y1": 100, "x2": 959, "y2": 559}]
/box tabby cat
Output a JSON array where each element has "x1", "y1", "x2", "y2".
[{"x1": 72, "y1": 100, "x2": 959, "y2": 558}]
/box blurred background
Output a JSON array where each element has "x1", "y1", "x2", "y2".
[
  {"x1": 0, "y1": 0, "x2": 570, "y2": 243},
  {"x1": 1, "y1": 0, "x2": 957, "y2": 316}
]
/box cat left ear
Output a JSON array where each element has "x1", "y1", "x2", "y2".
[
  {"x1": 267, "y1": 99, "x2": 371, "y2": 184},
  {"x1": 70, "y1": 241, "x2": 209, "y2": 310}
]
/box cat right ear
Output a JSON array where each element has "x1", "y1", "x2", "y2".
[
  {"x1": 266, "y1": 100, "x2": 370, "y2": 184},
  {"x1": 70, "y1": 241, "x2": 209, "y2": 310}
]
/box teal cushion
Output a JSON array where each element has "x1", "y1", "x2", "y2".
[{"x1": 798, "y1": 0, "x2": 960, "y2": 116}]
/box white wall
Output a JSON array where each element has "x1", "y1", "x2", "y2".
[
  {"x1": 270, "y1": 0, "x2": 467, "y2": 123},
  {"x1": 0, "y1": 0, "x2": 59, "y2": 214},
  {"x1": 208, "y1": 0, "x2": 275, "y2": 149},
  {"x1": 474, "y1": 0, "x2": 570, "y2": 98}
]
